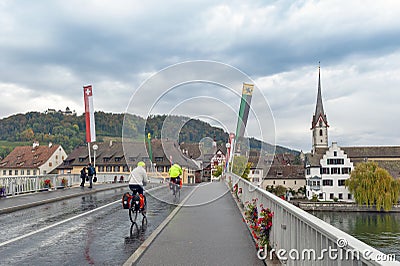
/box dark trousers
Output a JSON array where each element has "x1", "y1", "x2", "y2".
[
  {"x1": 88, "y1": 175, "x2": 93, "y2": 188},
  {"x1": 80, "y1": 177, "x2": 85, "y2": 186}
]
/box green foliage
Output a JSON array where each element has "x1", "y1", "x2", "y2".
[
  {"x1": 241, "y1": 162, "x2": 252, "y2": 180},
  {"x1": 212, "y1": 165, "x2": 223, "y2": 177},
  {"x1": 0, "y1": 112, "x2": 299, "y2": 158},
  {"x1": 275, "y1": 185, "x2": 286, "y2": 197},
  {"x1": 297, "y1": 186, "x2": 306, "y2": 197},
  {"x1": 232, "y1": 156, "x2": 247, "y2": 178},
  {"x1": 311, "y1": 194, "x2": 319, "y2": 202},
  {"x1": 346, "y1": 162, "x2": 400, "y2": 211}
]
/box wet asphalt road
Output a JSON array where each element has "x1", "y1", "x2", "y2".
[{"x1": 0, "y1": 184, "x2": 194, "y2": 265}]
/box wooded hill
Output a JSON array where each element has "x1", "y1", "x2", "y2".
[{"x1": 0, "y1": 111, "x2": 299, "y2": 158}]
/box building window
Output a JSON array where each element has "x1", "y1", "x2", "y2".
[
  {"x1": 155, "y1": 157, "x2": 163, "y2": 162},
  {"x1": 21, "y1": 170, "x2": 25, "y2": 175},
  {"x1": 157, "y1": 166, "x2": 163, "y2": 172},
  {"x1": 330, "y1": 193, "x2": 334, "y2": 199},
  {"x1": 338, "y1": 180, "x2": 346, "y2": 186},
  {"x1": 348, "y1": 194, "x2": 352, "y2": 200},
  {"x1": 322, "y1": 179, "x2": 333, "y2": 186},
  {"x1": 115, "y1": 157, "x2": 121, "y2": 162},
  {"x1": 114, "y1": 166, "x2": 120, "y2": 172},
  {"x1": 334, "y1": 151, "x2": 337, "y2": 157},
  {"x1": 319, "y1": 193, "x2": 323, "y2": 199},
  {"x1": 98, "y1": 166, "x2": 104, "y2": 172},
  {"x1": 321, "y1": 167, "x2": 330, "y2": 174},
  {"x1": 56, "y1": 155, "x2": 58, "y2": 160},
  {"x1": 15, "y1": 170, "x2": 18, "y2": 175},
  {"x1": 103, "y1": 158, "x2": 110, "y2": 162},
  {"x1": 294, "y1": 181, "x2": 297, "y2": 185},
  {"x1": 331, "y1": 168, "x2": 340, "y2": 174},
  {"x1": 27, "y1": 170, "x2": 31, "y2": 175},
  {"x1": 79, "y1": 158, "x2": 85, "y2": 162},
  {"x1": 273, "y1": 181, "x2": 275, "y2": 185},
  {"x1": 306, "y1": 168, "x2": 310, "y2": 175},
  {"x1": 2, "y1": 170, "x2": 5, "y2": 175},
  {"x1": 9, "y1": 170, "x2": 12, "y2": 175},
  {"x1": 123, "y1": 165, "x2": 129, "y2": 172},
  {"x1": 283, "y1": 181, "x2": 286, "y2": 185},
  {"x1": 129, "y1": 157, "x2": 135, "y2": 162},
  {"x1": 33, "y1": 170, "x2": 37, "y2": 175},
  {"x1": 338, "y1": 193, "x2": 343, "y2": 199},
  {"x1": 49, "y1": 162, "x2": 52, "y2": 167},
  {"x1": 106, "y1": 166, "x2": 112, "y2": 172},
  {"x1": 319, "y1": 129, "x2": 323, "y2": 136},
  {"x1": 327, "y1": 159, "x2": 344, "y2": 165},
  {"x1": 341, "y1": 168, "x2": 351, "y2": 174}
]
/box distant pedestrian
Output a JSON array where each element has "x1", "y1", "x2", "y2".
[
  {"x1": 87, "y1": 163, "x2": 96, "y2": 188},
  {"x1": 80, "y1": 167, "x2": 87, "y2": 187}
]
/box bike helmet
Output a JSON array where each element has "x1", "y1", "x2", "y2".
[{"x1": 137, "y1": 161, "x2": 145, "y2": 167}]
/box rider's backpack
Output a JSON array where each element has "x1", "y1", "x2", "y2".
[{"x1": 122, "y1": 192, "x2": 132, "y2": 209}]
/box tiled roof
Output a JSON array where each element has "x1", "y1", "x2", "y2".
[
  {"x1": 265, "y1": 165, "x2": 305, "y2": 180},
  {"x1": 179, "y1": 142, "x2": 227, "y2": 161},
  {"x1": 61, "y1": 140, "x2": 199, "y2": 170},
  {"x1": 152, "y1": 139, "x2": 199, "y2": 169},
  {"x1": 0, "y1": 145, "x2": 61, "y2": 169},
  {"x1": 341, "y1": 146, "x2": 400, "y2": 159}
]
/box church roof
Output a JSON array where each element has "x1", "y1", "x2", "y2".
[
  {"x1": 304, "y1": 145, "x2": 400, "y2": 178},
  {"x1": 311, "y1": 66, "x2": 328, "y2": 128}
]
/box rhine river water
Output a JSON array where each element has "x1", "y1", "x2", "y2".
[{"x1": 311, "y1": 211, "x2": 400, "y2": 262}]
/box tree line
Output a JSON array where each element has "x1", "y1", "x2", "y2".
[{"x1": 0, "y1": 112, "x2": 299, "y2": 158}]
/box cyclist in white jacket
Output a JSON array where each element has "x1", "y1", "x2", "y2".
[{"x1": 128, "y1": 161, "x2": 149, "y2": 210}]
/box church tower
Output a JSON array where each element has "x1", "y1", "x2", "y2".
[{"x1": 311, "y1": 65, "x2": 329, "y2": 153}]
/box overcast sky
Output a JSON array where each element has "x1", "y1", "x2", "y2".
[{"x1": 1, "y1": 0, "x2": 400, "y2": 152}]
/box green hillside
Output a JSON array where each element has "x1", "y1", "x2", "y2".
[{"x1": 0, "y1": 111, "x2": 299, "y2": 158}]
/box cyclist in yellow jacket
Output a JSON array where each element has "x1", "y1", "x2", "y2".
[{"x1": 169, "y1": 164, "x2": 182, "y2": 195}]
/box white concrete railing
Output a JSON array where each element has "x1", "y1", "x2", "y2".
[
  {"x1": 227, "y1": 173, "x2": 399, "y2": 266},
  {"x1": 0, "y1": 173, "x2": 130, "y2": 196}
]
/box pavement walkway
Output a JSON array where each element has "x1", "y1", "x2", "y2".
[
  {"x1": 0, "y1": 183, "x2": 128, "y2": 214},
  {"x1": 134, "y1": 181, "x2": 265, "y2": 266}
]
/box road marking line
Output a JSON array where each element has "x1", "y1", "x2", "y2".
[{"x1": 0, "y1": 186, "x2": 162, "y2": 248}]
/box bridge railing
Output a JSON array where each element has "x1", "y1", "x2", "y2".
[
  {"x1": 227, "y1": 173, "x2": 398, "y2": 266},
  {"x1": 0, "y1": 173, "x2": 130, "y2": 197}
]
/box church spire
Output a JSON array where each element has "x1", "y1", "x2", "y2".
[
  {"x1": 312, "y1": 63, "x2": 328, "y2": 129},
  {"x1": 311, "y1": 63, "x2": 329, "y2": 153}
]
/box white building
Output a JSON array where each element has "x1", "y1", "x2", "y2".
[
  {"x1": 305, "y1": 66, "x2": 400, "y2": 202},
  {"x1": 306, "y1": 142, "x2": 354, "y2": 201},
  {"x1": 0, "y1": 142, "x2": 67, "y2": 176}
]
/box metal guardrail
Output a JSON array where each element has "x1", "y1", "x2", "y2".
[
  {"x1": 0, "y1": 173, "x2": 131, "y2": 197},
  {"x1": 226, "y1": 173, "x2": 399, "y2": 265}
]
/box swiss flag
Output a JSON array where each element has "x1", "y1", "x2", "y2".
[{"x1": 83, "y1": 85, "x2": 96, "y2": 143}]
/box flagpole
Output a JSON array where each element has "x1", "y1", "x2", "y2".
[{"x1": 88, "y1": 142, "x2": 92, "y2": 164}]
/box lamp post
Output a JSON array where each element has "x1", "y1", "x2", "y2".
[
  {"x1": 92, "y1": 144, "x2": 98, "y2": 170},
  {"x1": 225, "y1": 142, "x2": 231, "y2": 172}
]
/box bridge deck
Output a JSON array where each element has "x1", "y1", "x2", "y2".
[{"x1": 135, "y1": 182, "x2": 264, "y2": 265}]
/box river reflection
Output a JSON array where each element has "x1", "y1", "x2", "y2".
[{"x1": 310, "y1": 211, "x2": 400, "y2": 261}]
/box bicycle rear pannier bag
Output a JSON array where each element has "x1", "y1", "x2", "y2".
[{"x1": 122, "y1": 192, "x2": 132, "y2": 209}]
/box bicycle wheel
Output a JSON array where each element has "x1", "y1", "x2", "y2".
[
  {"x1": 129, "y1": 208, "x2": 138, "y2": 224},
  {"x1": 173, "y1": 183, "x2": 177, "y2": 197},
  {"x1": 176, "y1": 184, "x2": 181, "y2": 200}
]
